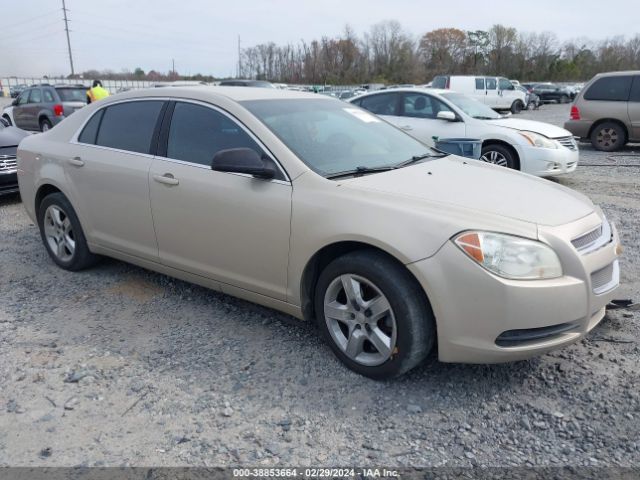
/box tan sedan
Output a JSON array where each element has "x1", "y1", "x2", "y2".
[{"x1": 16, "y1": 87, "x2": 622, "y2": 378}]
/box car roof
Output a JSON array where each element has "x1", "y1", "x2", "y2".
[{"x1": 102, "y1": 86, "x2": 329, "y2": 103}]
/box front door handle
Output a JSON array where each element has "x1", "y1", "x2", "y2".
[
  {"x1": 153, "y1": 173, "x2": 179, "y2": 186},
  {"x1": 68, "y1": 156, "x2": 84, "y2": 167},
  {"x1": 400, "y1": 125, "x2": 413, "y2": 131}
]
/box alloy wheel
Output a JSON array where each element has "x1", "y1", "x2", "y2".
[
  {"x1": 323, "y1": 274, "x2": 397, "y2": 366},
  {"x1": 43, "y1": 205, "x2": 75, "y2": 262},
  {"x1": 480, "y1": 150, "x2": 508, "y2": 167},
  {"x1": 596, "y1": 128, "x2": 618, "y2": 149}
]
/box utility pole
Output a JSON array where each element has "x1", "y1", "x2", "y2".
[
  {"x1": 172, "y1": 58, "x2": 175, "y2": 76},
  {"x1": 237, "y1": 35, "x2": 241, "y2": 78},
  {"x1": 61, "y1": 0, "x2": 75, "y2": 76}
]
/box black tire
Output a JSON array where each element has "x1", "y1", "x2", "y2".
[
  {"x1": 314, "y1": 249, "x2": 435, "y2": 379},
  {"x1": 39, "y1": 118, "x2": 53, "y2": 132},
  {"x1": 590, "y1": 121, "x2": 626, "y2": 152},
  {"x1": 2, "y1": 114, "x2": 12, "y2": 126},
  {"x1": 480, "y1": 143, "x2": 518, "y2": 170},
  {"x1": 510, "y1": 100, "x2": 523, "y2": 114},
  {"x1": 37, "y1": 192, "x2": 99, "y2": 271}
]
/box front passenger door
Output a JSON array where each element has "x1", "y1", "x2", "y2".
[
  {"x1": 13, "y1": 91, "x2": 30, "y2": 129},
  {"x1": 149, "y1": 101, "x2": 292, "y2": 300}
]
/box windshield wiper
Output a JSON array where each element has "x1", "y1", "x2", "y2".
[
  {"x1": 326, "y1": 165, "x2": 397, "y2": 179},
  {"x1": 394, "y1": 152, "x2": 434, "y2": 168}
]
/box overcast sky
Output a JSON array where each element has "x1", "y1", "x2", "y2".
[{"x1": 2, "y1": 0, "x2": 639, "y2": 78}]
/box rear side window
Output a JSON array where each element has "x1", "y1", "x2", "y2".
[
  {"x1": 57, "y1": 88, "x2": 88, "y2": 102},
  {"x1": 431, "y1": 76, "x2": 448, "y2": 89},
  {"x1": 78, "y1": 110, "x2": 104, "y2": 145},
  {"x1": 628, "y1": 76, "x2": 640, "y2": 102},
  {"x1": 358, "y1": 93, "x2": 400, "y2": 116},
  {"x1": 475, "y1": 78, "x2": 485, "y2": 90},
  {"x1": 166, "y1": 102, "x2": 264, "y2": 166},
  {"x1": 29, "y1": 89, "x2": 42, "y2": 103},
  {"x1": 584, "y1": 76, "x2": 632, "y2": 101},
  {"x1": 96, "y1": 101, "x2": 164, "y2": 154}
]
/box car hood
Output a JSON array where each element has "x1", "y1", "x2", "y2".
[
  {"x1": 342, "y1": 156, "x2": 594, "y2": 227},
  {"x1": 485, "y1": 118, "x2": 572, "y2": 138},
  {"x1": 0, "y1": 126, "x2": 30, "y2": 147}
]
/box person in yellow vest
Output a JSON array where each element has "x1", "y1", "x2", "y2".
[{"x1": 86, "y1": 80, "x2": 109, "y2": 104}]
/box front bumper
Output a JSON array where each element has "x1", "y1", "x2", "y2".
[
  {"x1": 516, "y1": 144, "x2": 579, "y2": 177},
  {"x1": 407, "y1": 212, "x2": 621, "y2": 363},
  {"x1": 0, "y1": 171, "x2": 19, "y2": 196}
]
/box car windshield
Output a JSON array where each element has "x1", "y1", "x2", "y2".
[
  {"x1": 56, "y1": 88, "x2": 87, "y2": 102},
  {"x1": 441, "y1": 92, "x2": 502, "y2": 120},
  {"x1": 242, "y1": 98, "x2": 436, "y2": 177}
]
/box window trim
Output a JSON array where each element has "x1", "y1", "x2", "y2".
[{"x1": 71, "y1": 97, "x2": 291, "y2": 183}]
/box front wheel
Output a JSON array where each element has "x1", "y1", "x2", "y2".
[
  {"x1": 480, "y1": 144, "x2": 518, "y2": 170},
  {"x1": 37, "y1": 192, "x2": 99, "y2": 271},
  {"x1": 510, "y1": 100, "x2": 524, "y2": 114},
  {"x1": 2, "y1": 114, "x2": 12, "y2": 126},
  {"x1": 315, "y1": 250, "x2": 435, "y2": 379}
]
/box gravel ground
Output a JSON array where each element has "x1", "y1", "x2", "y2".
[{"x1": 0, "y1": 103, "x2": 639, "y2": 469}]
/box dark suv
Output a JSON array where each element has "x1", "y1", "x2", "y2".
[
  {"x1": 527, "y1": 83, "x2": 574, "y2": 104},
  {"x1": 11, "y1": 84, "x2": 87, "y2": 132}
]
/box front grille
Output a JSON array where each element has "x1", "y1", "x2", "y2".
[
  {"x1": 0, "y1": 155, "x2": 17, "y2": 173},
  {"x1": 591, "y1": 262, "x2": 617, "y2": 294},
  {"x1": 496, "y1": 322, "x2": 579, "y2": 347},
  {"x1": 556, "y1": 136, "x2": 578, "y2": 150}
]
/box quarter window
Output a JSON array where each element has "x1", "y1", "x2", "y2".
[
  {"x1": 96, "y1": 101, "x2": 164, "y2": 154},
  {"x1": 166, "y1": 102, "x2": 264, "y2": 167},
  {"x1": 43, "y1": 90, "x2": 55, "y2": 103},
  {"x1": 584, "y1": 76, "x2": 632, "y2": 101},
  {"x1": 358, "y1": 93, "x2": 399, "y2": 116},
  {"x1": 78, "y1": 110, "x2": 104, "y2": 145}
]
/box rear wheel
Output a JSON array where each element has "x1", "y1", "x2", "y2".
[
  {"x1": 37, "y1": 193, "x2": 99, "y2": 271},
  {"x1": 480, "y1": 144, "x2": 518, "y2": 170},
  {"x1": 590, "y1": 122, "x2": 625, "y2": 152},
  {"x1": 559, "y1": 95, "x2": 570, "y2": 104},
  {"x1": 315, "y1": 250, "x2": 435, "y2": 379},
  {"x1": 39, "y1": 118, "x2": 53, "y2": 132}
]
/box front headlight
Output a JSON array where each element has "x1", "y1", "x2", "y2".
[
  {"x1": 518, "y1": 131, "x2": 558, "y2": 149},
  {"x1": 454, "y1": 231, "x2": 562, "y2": 280}
]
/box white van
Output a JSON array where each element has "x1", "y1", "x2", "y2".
[{"x1": 431, "y1": 75, "x2": 527, "y2": 113}]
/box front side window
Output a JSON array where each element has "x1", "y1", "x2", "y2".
[
  {"x1": 96, "y1": 101, "x2": 164, "y2": 154},
  {"x1": 485, "y1": 78, "x2": 497, "y2": 90},
  {"x1": 242, "y1": 98, "x2": 436, "y2": 177},
  {"x1": 357, "y1": 93, "x2": 400, "y2": 116},
  {"x1": 28, "y1": 89, "x2": 42, "y2": 103},
  {"x1": 475, "y1": 78, "x2": 485, "y2": 90},
  {"x1": 442, "y1": 92, "x2": 501, "y2": 120},
  {"x1": 17, "y1": 92, "x2": 29, "y2": 105},
  {"x1": 166, "y1": 102, "x2": 264, "y2": 167},
  {"x1": 431, "y1": 76, "x2": 448, "y2": 89},
  {"x1": 584, "y1": 76, "x2": 632, "y2": 101},
  {"x1": 498, "y1": 78, "x2": 513, "y2": 90},
  {"x1": 402, "y1": 93, "x2": 452, "y2": 119}
]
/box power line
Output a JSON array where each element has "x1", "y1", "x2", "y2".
[
  {"x1": 62, "y1": 0, "x2": 75, "y2": 75},
  {"x1": 1, "y1": 9, "x2": 60, "y2": 31}
]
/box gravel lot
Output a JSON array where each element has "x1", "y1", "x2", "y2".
[{"x1": 0, "y1": 103, "x2": 638, "y2": 469}]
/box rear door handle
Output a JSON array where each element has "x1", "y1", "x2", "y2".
[
  {"x1": 400, "y1": 125, "x2": 413, "y2": 131},
  {"x1": 68, "y1": 156, "x2": 84, "y2": 167},
  {"x1": 153, "y1": 173, "x2": 179, "y2": 186}
]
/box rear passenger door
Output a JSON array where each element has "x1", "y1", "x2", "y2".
[
  {"x1": 149, "y1": 101, "x2": 292, "y2": 300},
  {"x1": 484, "y1": 77, "x2": 499, "y2": 107},
  {"x1": 629, "y1": 76, "x2": 640, "y2": 141},
  {"x1": 69, "y1": 100, "x2": 167, "y2": 260}
]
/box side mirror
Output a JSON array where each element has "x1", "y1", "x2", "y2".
[
  {"x1": 11, "y1": 99, "x2": 18, "y2": 106},
  {"x1": 436, "y1": 111, "x2": 457, "y2": 122},
  {"x1": 211, "y1": 148, "x2": 275, "y2": 179}
]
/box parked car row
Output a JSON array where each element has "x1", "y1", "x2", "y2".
[{"x1": 350, "y1": 87, "x2": 578, "y2": 176}]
